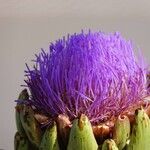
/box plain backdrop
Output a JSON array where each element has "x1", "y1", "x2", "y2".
[{"x1": 0, "y1": 0, "x2": 150, "y2": 149}]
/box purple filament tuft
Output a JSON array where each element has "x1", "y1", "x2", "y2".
[{"x1": 25, "y1": 31, "x2": 148, "y2": 124}]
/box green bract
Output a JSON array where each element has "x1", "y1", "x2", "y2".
[
  {"x1": 40, "y1": 123, "x2": 59, "y2": 150},
  {"x1": 127, "y1": 109, "x2": 150, "y2": 150},
  {"x1": 67, "y1": 114, "x2": 98, "y2": 150}
]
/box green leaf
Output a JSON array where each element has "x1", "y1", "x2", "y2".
[
  {"x1": 20, "y1": 105, "x2": 42, "y2": 147},
  {"x1": 113, "y1": 115, "x2": 130, "y2": 149},
  {"x1": 14, "y1": 132, "x2": 29, "y2": 150},
  {"x1": 102, "y1": 139, "x2": 118, "y2": 150},
  {"x1": 67, "y1": 114, "x2": 98, "y2": 150},
  {"x1": 15, "y1": 89, "x2": 29, "y2": 136},
  {"x1": 127, "y1": 109, "x2": 150, "y2": 150},
  {"x1": 39, "y1": 122, "x2": 59, "y2": 150}
]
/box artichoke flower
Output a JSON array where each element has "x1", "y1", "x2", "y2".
[{"x1": 15, "y1": 31, "x2": 150, "y2": 150}]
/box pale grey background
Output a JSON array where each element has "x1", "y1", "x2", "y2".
[{"x1": 0, "y1": 0, "x2": 150, "y2": 149}]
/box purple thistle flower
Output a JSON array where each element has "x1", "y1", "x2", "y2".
[{"x1": 25, "y1": 31, "x2": 149, "y2": 124}]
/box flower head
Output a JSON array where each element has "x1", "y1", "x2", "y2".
[{"x1": 25, "y1": 31, "x2": 148, "y2": 124}]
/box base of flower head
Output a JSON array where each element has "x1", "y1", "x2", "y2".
[{"x1": 15, "y1": 90, "x2": 150, "y2": 150}]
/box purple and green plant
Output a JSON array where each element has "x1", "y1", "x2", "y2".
[{"x1": 15, "y1": 31, "x2": 150, "y2": 150}]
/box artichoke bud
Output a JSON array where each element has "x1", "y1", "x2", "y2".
[
  {"x1": 67, "y1": 114, "x2": 98, "y2": 150},
  {"x1": 14, "y1": 132, "x2": 29, "y2": 150},
  {"x1": 113, "y1": 115, "x2": 130, "y2": 149},
  {"x1": 127, "y1": 108, "x2": 150, "y2": 150},
  {"x1": 20, "y1": 104, "x2": 42, "y2": 147},
  {"x1": 14, "y1": 31, "x2": 150, "y2": 150},
  {"x1": 15, "y1": 89, "x2": 29, "y2": 136},
  {"x1": 102, "y1": 139, "x2": 118, "y2": 150},
  {"x1": 39, "y1": 122, "x2": 59, "y2": 150}
]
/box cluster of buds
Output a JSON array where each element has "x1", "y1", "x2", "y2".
[{"x1": 15, "y1": 31, "x2": 150, "y2": 150}]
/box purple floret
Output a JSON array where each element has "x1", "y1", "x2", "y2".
[{"x1": 25, "y1": 31, "x2": 148, "y2": 124}]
